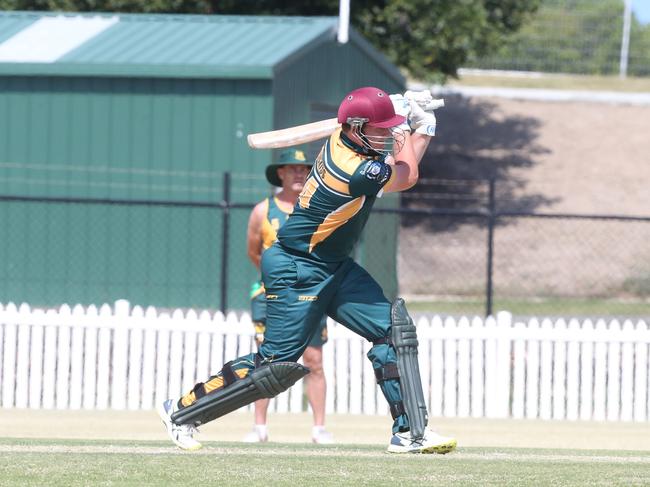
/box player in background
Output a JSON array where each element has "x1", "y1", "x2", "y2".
[
  {"x1": 244, "y1": 149, "x2": 333, "y2": 444},
  {"x1": 159, "y1": 86, "x2": 456, "y2": 454}
]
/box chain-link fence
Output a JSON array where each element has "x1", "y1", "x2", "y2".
[
  {"x1": 397, "y1": 210, "x2": 650, "y2": 318},
  {"x1": 465, "y1": 0, "x2": 650, "y2": 77},
  {"x1": 393, "y1": 177, "x2": 650, "y2": 319},
  {"x1": 0, "y1": 171, "x2": 270, "y2": 312},
  {"x1": 2, "y1": 175, "x2": 649, "y2": 319}
]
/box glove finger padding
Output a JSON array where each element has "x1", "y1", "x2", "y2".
[
  {"x1": 389, "y1": 94, "x2": 410, "y2": 117},
  {"x1": 389, "y1": 94, "x2": 411, "y2": 132},
  {"x1": 419, "y1": 98, "x2": 444, "y2": 112},
  {"x1": 404, "y1": 90, "x2": 444, "y2": 113},
  {"x1": 408, "y1": 99, "x2": 437, "y2": 136},
  {"x1": 404, "y1": 89, "x2": 432, "y2": 105}
]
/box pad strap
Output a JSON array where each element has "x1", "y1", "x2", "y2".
[
  {"x1": 373, "y1": 336, "x2": 392, "y2": 346},
  {"x1": 192, "y1": 382, "x2": 207, "y2": 400},
  {"x1": 221, "y1": 361, "x2": 239, "y2": 386},
  {"x1": 374, "y1": 363, "x2": 400, "y2": 382},
  {"x1": 389, "y1": 400, "x2": 406, "y2": 419},
  {"x1": 171, "y1": 362, "x2": 310, "y2": 426},
  {"x1": 254, "y1": 353, "x2": 266, "y2": 367}
]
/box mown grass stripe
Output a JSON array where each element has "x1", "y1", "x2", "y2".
[{"x1": 1, "y1": 443, "x2": 650, "y2": 464}]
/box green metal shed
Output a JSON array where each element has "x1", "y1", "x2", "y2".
[{"x1": 0, "y1": 11, "x2": 403, "y2": 310}]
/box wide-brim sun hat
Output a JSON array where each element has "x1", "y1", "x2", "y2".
[{"x1": 265, "y1": 148, "x2": 313, "y2": 186}]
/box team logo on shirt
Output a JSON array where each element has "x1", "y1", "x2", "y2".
[{"x1": 363, "y1": 161, "x2": 390, "y2": 185}]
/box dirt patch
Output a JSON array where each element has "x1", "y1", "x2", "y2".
[{"x1": 399, "y1": 96, "x2": 650, "y2": 299}]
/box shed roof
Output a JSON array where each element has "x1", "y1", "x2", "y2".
[{"x1": 0, "y1": 11, "x2": 403, "y2": 82}]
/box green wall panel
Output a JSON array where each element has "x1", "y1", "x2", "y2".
[
  {"x1": 272, "y1": 41, "x2": 403, "y2": 130},
  {"x1": 0, "y1": 76, "x2": 272, "y2": 201},
  {"x1": 0, "y1": 76, "x2": 272, "y2": 309},
  {"x1": 0, "y1": 33, "x2": 404, "y2": 309},
  {"x1": 0, "y1": 201, "x2": 225, "y2": 308}
]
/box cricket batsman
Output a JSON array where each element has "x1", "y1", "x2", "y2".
[
  {"x1": 244, "y1": 148, "x2": 333, "y2": 444},
  {"x1": 158, "y1": 86, "x2": 457, "y2": 454}
]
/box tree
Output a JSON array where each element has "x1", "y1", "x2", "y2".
[
  {"x1": 0, "y1": 0, "x2": 541, "y2": 81},
  {"x1": 466, "y1": 0, "x2": 650, "y2": 76},
  {"x1": 630, "y1": 17, "x2": 650, "y2": 76},
  {"x1": 0, "y1": 0, "x2": 211, "y2": 13},
  {"x1": 354, "y1": 0, "x2": 540, "y2": 81}
]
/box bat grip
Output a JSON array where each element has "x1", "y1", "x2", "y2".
[{"x1": 415, "y1": 98, "x2": 444, "y2": 111}]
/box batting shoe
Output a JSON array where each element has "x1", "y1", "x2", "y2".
[
  {"x1": 158, "y1": 398, "x2": 203, "y2": 451},
  {"x1": 312, "y1": 426, "x2": 335, "y2": 445},
  {"x1": 387, "y1": 428, "x2": 457, "y2": 454},
  {"x1": 242, "y1": 425, "x2": 268, "y2": 443}
]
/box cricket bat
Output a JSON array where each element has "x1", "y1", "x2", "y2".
[
  {"x1": 247, "y1": 97, "x2": 444, "y2": 149},
  {"x1": 247, "y1": 118, "x2": 340, "y2": 149}
]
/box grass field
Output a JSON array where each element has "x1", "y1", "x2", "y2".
[
  {"x1": 448, "y1": 72, "x2": 650, "y2": 92},
  {"x1": 1, "y1": 410, "x2": 650, "y2": 486},
  {"x1": 2, "y1": 438, "x2": 650, "y2": 486},
  {"x1": 407, "y1": 297, "x2": 650, "y2": 318}
]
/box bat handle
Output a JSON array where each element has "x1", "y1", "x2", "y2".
[
  {"x1": 428, "y1": 99, "x2": 444, "y2": 110},
  {"x1": 416, "y1": 98, "x2": 444, "y2": 111}
]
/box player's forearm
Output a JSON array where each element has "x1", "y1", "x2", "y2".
[
  {"x1": 246, "y1": 244, "x2": 262, "y2": 269},
  {"x1": 394, "y1": 133, "x2": 419, "y2": 189},
  {"x1": 247, "y1": 250, "x2": 262, "y2": 269},
  {"x1": 411, "y1": 133, "x2": 432, "y2": 164}
]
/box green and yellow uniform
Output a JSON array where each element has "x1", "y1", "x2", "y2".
[
  {"x1": 277, "y1": 130, "x2": 393, "y2": 261},
  {"x1": 250, "y1": 196, "x2": 328, "y2": 346},
  {"x1": 179, "y1": 130, "x2": 408, "y2": 434}
]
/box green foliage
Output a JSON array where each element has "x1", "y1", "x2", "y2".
[
  {"x1": 623, "y1": 274, "x2": 650, "y2": 297},
  {"x1": 0, "y1": 0, "x2": 541, "y2": 81},
  {"x1": 630, "y1": 20, "x2": 650, "y2": 76},
  {"x1": 352, "y1": 0, "x2": 541, "y2": 82},
  {"x1": 0, "y1": 0, "x2": 212, "y2": 12},
  {"x1": 467, "y1": 0, "x2": 650, "y2": 76}
]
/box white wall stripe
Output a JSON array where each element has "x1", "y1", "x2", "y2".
[
  {"x1": 0, "y1": 15, "x2": 118, "y2": 63},
  {"x1": 423, "y1": 83, "x2": 650, "y2": 106}
]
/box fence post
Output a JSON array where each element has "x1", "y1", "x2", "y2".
[
  {"x1": 220, "y1": 172, "x2": 231, "y2": 313},
  {"x1": 55, "y1": 304, "x2": 72, "y2": 410},
  {"x1": 485, "y1": 178, "x2": 496, "y2": 317},
  {"x1": 496, "y1": 311, "x2": 512, "y2": 418},
  {"x1": 620, "y1": 0, "x2": 632, "y2": 78},
  {"x1": 2, "y1": 303, "x2": 18, "y2": 408},
  {"x1": 111, "y1": 299, "x2": 131, "y2": 410}
]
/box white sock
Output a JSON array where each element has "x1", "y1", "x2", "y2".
[
  {"x1": 312, "y1": 425, "x2": 326, "y2": 436},
  {"x1": 254, "y1": 424, "x2": 268, "y2": 438}
]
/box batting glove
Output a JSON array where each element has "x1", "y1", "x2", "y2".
[
  {"x1": 408, "y1": 99, "x2": 437, "y2": 136},
  {"x1": 389, "y1": 93, "x2": 412, "y2": 132},
  {"x1": 405, "y1": 90, "x2": 445, "y2": 112}
]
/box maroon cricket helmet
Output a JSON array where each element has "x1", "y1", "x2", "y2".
[{"x1": 337, "y1": 87, "x2": 405, "y2": 128}]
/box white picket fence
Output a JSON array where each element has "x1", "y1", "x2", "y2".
[{"x1": 1, "y1": 300, "x2": 649, "y2": 421}]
